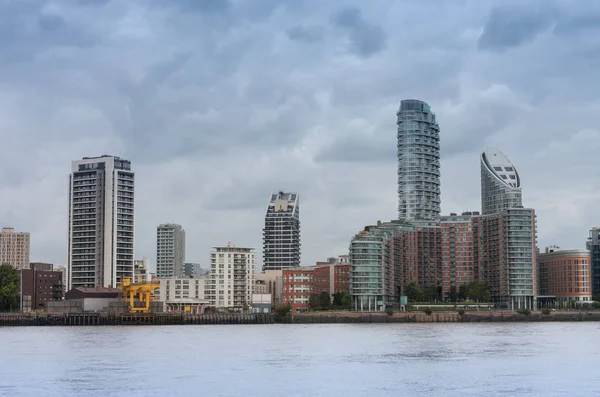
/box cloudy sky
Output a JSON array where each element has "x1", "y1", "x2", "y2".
[{"x1": 1, "y1": 0, "x2": 599, "y2": 271}]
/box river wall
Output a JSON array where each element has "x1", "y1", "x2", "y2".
[{"x1": 2, "y1": 311, "x2": 600, "y2": 326}]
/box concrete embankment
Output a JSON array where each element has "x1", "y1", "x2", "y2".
[
  {"x1": 0, "y1": 312, "x2": 273, "y2": 326},
  {"x1": 289, "y1": 311, "x2": 600, "y2": 324}
]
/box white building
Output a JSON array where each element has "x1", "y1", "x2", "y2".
[
  {"x1": 67, "y1": 155, "x2": 134, "y2": 289},
  {"x1": 207, "y1": 242, "x2": 255, "y2": 310},
  {"x1": 133, "y1": 258, "x2": 150, "y2": 284},
  {"x1": 263, "y1": 191, "x2": 300, "y2": 271},
  {"x1": 157, "y1": 277, "x2": 209, "y2": 313},
  {"x1": 0, "y1": 227, "x2": 30, "y2": 270},
  {"x1": 156, "y1": 224, "x2": 185, "y2": 278}
]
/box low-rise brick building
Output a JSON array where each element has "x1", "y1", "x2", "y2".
[
  {"x1": 538, "y1": 247, "x2": 592, "y2": 306},
  {"x1": 21, "y1": 262, "x2": 63, "y2": 311}
]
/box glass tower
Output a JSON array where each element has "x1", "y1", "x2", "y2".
[
  {"x1": 480, "y1": 147, "x2": 522, "y2": 215},
  {"x1": 397, "y1": 99, "x2": 441, "y2": 221}
]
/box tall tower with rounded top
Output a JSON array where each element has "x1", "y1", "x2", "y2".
[
  {"x1": 480, "y1": 147, "x2": 522, "y2": 215},
  {"x1": 396, "y1": 99, "x2": 441, "y2": 221}
]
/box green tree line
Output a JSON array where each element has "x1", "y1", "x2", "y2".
[
  {"x1": 404, "y1": 280, "x2": 491, "y2": 303},
  {"x1": 0, "y1": 264, "x2": 20, "y2": 311}
]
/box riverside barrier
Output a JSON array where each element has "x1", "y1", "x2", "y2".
[
  {"x1": 3, "y1": 311, "x2": 600, "y2": 327},
  {"x1": 0, "y1": 312, "x2": 274, "y2": 326}
]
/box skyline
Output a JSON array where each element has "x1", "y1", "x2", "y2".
[{"x1": 1, "y1": 1, "x2": 600, "y2": 270}]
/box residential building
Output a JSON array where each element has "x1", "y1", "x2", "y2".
[
  {"x1": 184, "y1": 262, "x2": 208, "y2": 278},
  {"x1": 0, "y1": 227, "x2": 30, "y2": 270},
  {"x1": 282, "y1": 267, "x2": 313, "y2": 313},
  {"x1": 133, "y1": 258, "x2": 150, "y2": 284},
  {"x1": 67, "y1": 155, "x2": 134, "y2": 289},
  {"x1": 397, "y1": 99, "x2": 441, "y2": 221},
  {"x1": 587, "y1": 227, "x2": 600, "y2": 296},
  {"x1": 313, "y1": 260, "x2": 350, "y2": 297},
  {"x1": 20, "y1": 263, "x2": 63, "y2": 311},
  {"x1": 480, "y1": 147, "x2": 522, "y2": 215},
  {"x1": 537, "y1": 247, "x2": 592, "y2": 305},
  {"x1": 157, "y1": 277, "x2": 209, "y2": 313},
  {"x1": 55, "y1": 265, "x2": 67, "y2": 296},
  {"x1": 254, "y1": 270, "x2": 283, "y2": 305},
  {"x1": 262, "y1": 191, "x2": 301, "y2": 271},
  {"x1": 439, "y1": 213, "x2": 480, "y2": 297},
  {"x1": 206, "y1": 242, "x2": 255, "y2": 310},
  {"x1": 156, "y1": 224, "x2": 185, "y2": 278}
]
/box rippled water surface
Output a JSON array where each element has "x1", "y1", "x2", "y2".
[{"x1": 2, "y1": 323, "x2": 600, "y2": 396}]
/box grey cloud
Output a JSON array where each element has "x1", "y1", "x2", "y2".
[
  {"x1": 287, "y1": 25, "x2": 324, "y2": 43},
  {"x1": 315, "y1": 136, "x2": 395, "y2": 163},
  {"x1": 478, "y1": 5, "x2": 554, "y2": 51},
  {"x1": 333, "y1": 7, "x2": 387, "y2": 57}
]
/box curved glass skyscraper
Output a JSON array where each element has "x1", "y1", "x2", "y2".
[
  {"x1": 480, "y1": 147, "x2": 522, "y2": 215},
  {"x1": 396, "y1": 99, "x2": 441, "y2": 221}
]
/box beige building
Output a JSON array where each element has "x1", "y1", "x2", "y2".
[
  {"x1": 133, "y1": 258, "x2": 150, "y2": 284},
  {"x1": 254, "y1": 270, "x2": 283, "y2": 305},
  {"x1": 156, "y1": 224, "x2": 186, "y2": 279},
  {"x1": 157, "y1": 277, "x2": 209, "y2": 313},
  {"x1": 0, "y1": 227, "x2": 30, "y2": 270},
  {"x1": 206, "y1": 242, "x2": 255, "y2": 310}
]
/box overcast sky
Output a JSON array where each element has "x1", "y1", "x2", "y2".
[{"x1": 1, "y1": 0, "x2": 599, "y2": 271}]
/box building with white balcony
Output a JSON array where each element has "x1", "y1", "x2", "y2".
[
  {"x1": 207, "y1": 242, "x2": 255, "y2": 310},
  {"x1": 67, "y1": 155, "x2": 134, "y2": 289}
]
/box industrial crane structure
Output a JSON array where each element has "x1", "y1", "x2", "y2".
[{"x1": 119, "y1": 277, "x2": 160, "y2": 313}]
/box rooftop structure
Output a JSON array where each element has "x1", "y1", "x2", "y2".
[{"x1": 480, "y1": 147, "x2": 522, "y2": 215}]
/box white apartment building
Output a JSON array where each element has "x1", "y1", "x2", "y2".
[
  {"x1": 133, "y1": 258, "x2": 150, "y2": 284},
  {"x1": 0, "y1": 227, "x2": 30, "y2": 270},
  {"x1": 156, "y1": 224, "x2": 185, "y2": 278},
  {"x1": 67, "y1": 155, "x2": 134, "y2": 289},
  {"x1": 157, "y1": 277, "x2": 209, "y2": 313},
  {"x1": 207, "y1": 242, "x2": 255, "y2": 310}
]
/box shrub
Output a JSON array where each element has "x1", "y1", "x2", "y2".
[
  {"x1": 541, "y1": 308, "x2": 551, "y2": 315},
  {"x1": 273, "y1": 303, "x2": 292, "y2": 317},
  {"x1": 423, "y1": 307, "x2": 432, "y2": 315},
  {"x1": 457, "y1": 309, "x2": 465, "y2": 316},
  {"x1": 516, "y1": 308, "x2": 531, "y2": 316},
  {"x1": 386, "y1": 308, "x2": 394, "y2": 316},
  {"x1": 405, "y1": 304, "x2": 414, "y2": 313}
]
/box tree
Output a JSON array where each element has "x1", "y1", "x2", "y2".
[
  {"x1": 318, "y1": 291, "x2": 331, "y2": 310},
  {"x1": 593, "y1": 294, "x2": 600, "y2": 303},
  {"x1": 466, "y1": 281, "x2": 491, "y2": 302},
  {"x1": 309, "y1": 294, "x2": 320, "y2": 311},
  {"x1": 458, "y1": 284, "x2": 468, "y2": 301},
  {"x1": 341, "y1": 293, "x2": 351, "y2": 309},
  {"x1": 405, "y1": 282, "x2": 423, "y2": 302},
  {"x1": 332, "y1": 292, "x2": 344, "y2": 306},
  {"x1": 447, "y1": 288, "x2": 458, "y2": 302},
  {"x1": 0, "y1": 264, "x2": 20, "y2": 311}
]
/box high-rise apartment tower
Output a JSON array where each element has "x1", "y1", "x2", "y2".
[
  {"x1": 397, "y1": 99, "x2": 441, "y2": 221},
  {"x1": 262, "y1": 191, "x2": 300, "y2": 271},
  {"x1": 480, "y1": 147, "x2": 522, "y2": 215},
  {"x1": 0, "y1": 227, "x2": 30, "y2": 270},
  {"x1": 156, "y1": 224, "x2": 185, "y2": 278},
  {"x1": 67, "y1": 155, "x2": 135, "y2": 289}
]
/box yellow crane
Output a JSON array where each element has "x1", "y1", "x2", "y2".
[{"x1": 119, "y1": 278, "x2": 160, "y2": 313}]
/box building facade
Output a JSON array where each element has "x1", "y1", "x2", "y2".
[
  {"x1": 184, "y1": 263, "x2": 207, "y2": 278},
  {"x1": 133, "y1": 258, "x2": 150, "y2": 284},
  {"x1": 206, "y1": 243, "x2": 255, "y2": 310},
  {"x1": 156, "y1": 224, "x2": 185, "y2": 279},
  {"x1": 282, "y1": 267, "x2": 313, "y2": 313},
  {"x1": 397, "y1": 99, "x2": 441, "y2": 221},
  {"x1": 20, "y1": 263, "x2": 63, "y2": 311},
  {"x1": 587, "y1": 227, "x2": 600, "y2": 296},
  {"x1": 254, "y1": 270, "x2": 283, "y2": 305},
  {"x1": 262, "y1": 191, "x2": 301, "y2": 271},
  {"x1": 313, "y1": 260, "x2": 350, "y2": 298},
  {"x1": 0, "y1": 227, "x2": 30, "y2": 270},
  {"x1": 480, "y1": 147, "x2": 522, "y2": 215},
  {"x1": 538, "y1": 247, "x2": 592, "y2": 304},
  {"x1": 67, "y1": 155, "x2": 135, "y2": 289},
  {"x1": 157, "y1": 277, "x2": 209, "y2": 313}
]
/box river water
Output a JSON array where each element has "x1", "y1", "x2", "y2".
[{"x1": 1, "y1": 323, "x2": 599, "y2": 396}]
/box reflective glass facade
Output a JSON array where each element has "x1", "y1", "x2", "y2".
[
  {"x1": 480, "y1": 148, "x2": 522, "y2": 215},
  {"x1": 397, "y1": 99, "x2": 441, "y2": 221},
  {"x1": 586, "y1": 228, "x2": 600, "y2": 295}
]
